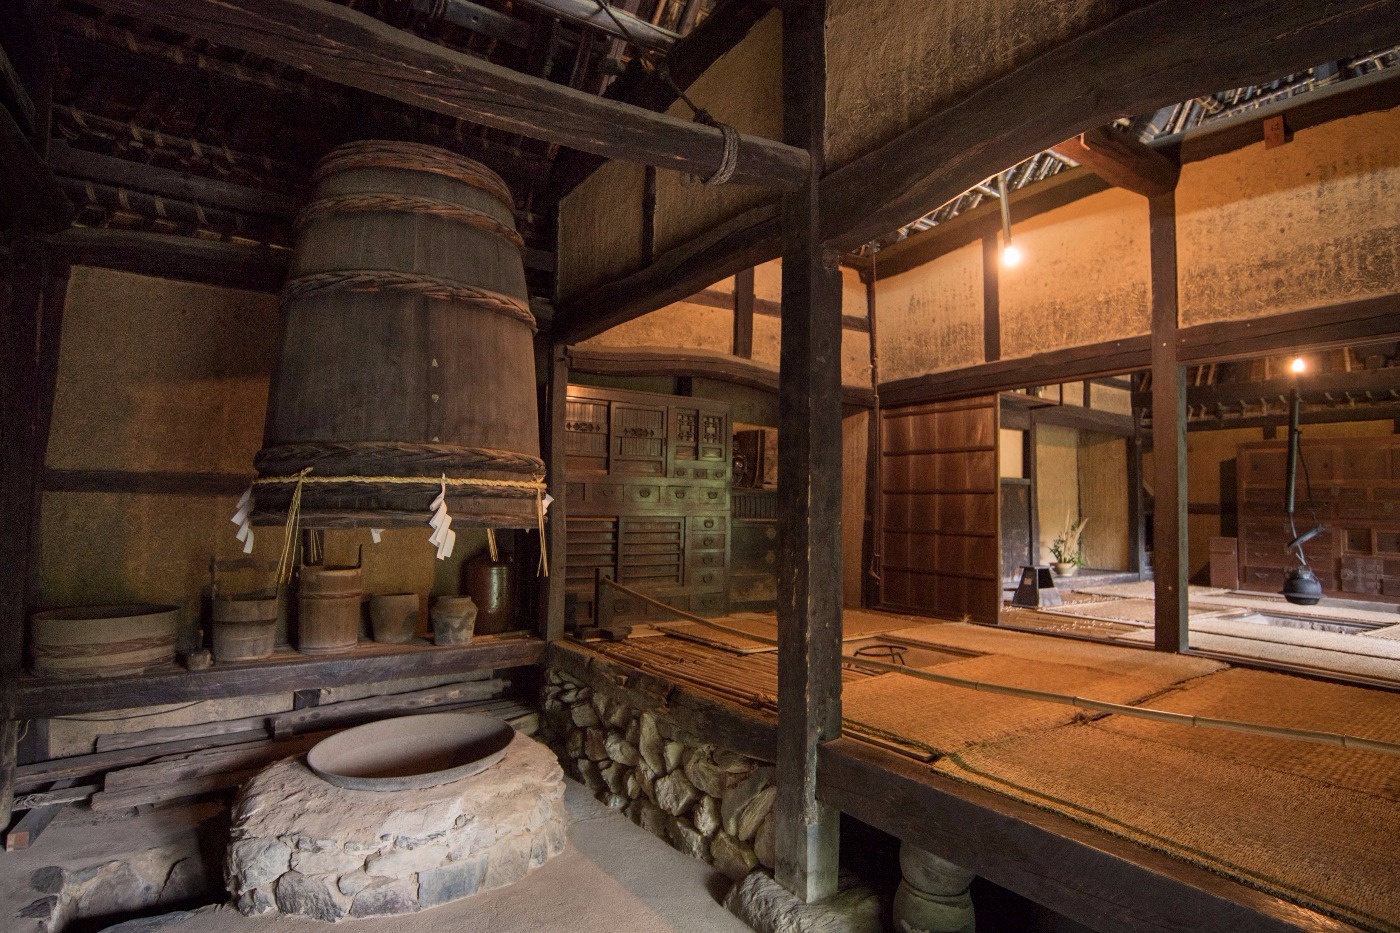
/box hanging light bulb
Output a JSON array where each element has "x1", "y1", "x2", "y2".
[
  {"x1": 1290, "y1": 356, "x2": 1306, "y2": 374},
  {"x1": 997, "y1": 170, "x2": 1022, "y2": 267}
]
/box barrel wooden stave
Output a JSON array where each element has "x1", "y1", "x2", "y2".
[
  {"x1": 257, "y1": 140, "x2": 539, "y2": 530},
  {"x1": 31, "y1": 604, "x2": 178, "y2": 678},
  {"x1": 297, "y1": 596, "x2": 361, "y2": 655}
]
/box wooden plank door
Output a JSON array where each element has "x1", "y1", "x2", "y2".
[{"x1": 879, "y1": 397, "x2": 1001, "y2": 622}]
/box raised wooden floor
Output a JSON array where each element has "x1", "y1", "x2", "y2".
[{"x1": 556, "y1": 612, "x2": 1400, "y2": 932}]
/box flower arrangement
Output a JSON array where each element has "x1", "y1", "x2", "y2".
[{"x1": 1050, "y1": 513, "x2": 1088, "y2": 568}]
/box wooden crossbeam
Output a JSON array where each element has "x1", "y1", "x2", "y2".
[
  {"x1": 83, "y1": 0, "x2": 807, "y2": 189},
  {"x1": 1052, "y1": 125, "x2": 1180, "y2": 197}
]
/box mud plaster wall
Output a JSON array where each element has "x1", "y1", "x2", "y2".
[
  {"x1": 654, "y1": 12, "x2": 783, "y2": 257},
  {"x1": 874, "y1": 242, "x2": 983, "y2": 382},
  {"x1": 999, "y1": 187, "x2": 1150, "y2": 361},
  {"x1": 577, "y1": 300, "x2": 733, "y2": 353},
  {"x1": 1034, "y1": 424, "x2": 1080, "y2": 563},
  {"x1": 1076, "y1": 432, "x2": 1129, "y2": 570},
  {"x1": 1177, "y1": 108, "x2": 1400, "y2": 327},
  {"x1": 556, "y1": 158, "x2": 647, "y2": 303},
  {"x1": 824, "y1": 0, "x2": 1120, "y2": 170},
  {"x1": 39, "y1": 268, "x2": 477, "y2": 652}
]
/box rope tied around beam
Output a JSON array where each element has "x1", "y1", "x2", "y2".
[{"x1": 650, "y1": 61, "x2": 740, "y2": 186}]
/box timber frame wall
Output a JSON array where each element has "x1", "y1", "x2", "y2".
[{"x1": 3, "y1": 0, "x2": 1398, "y2": 927}]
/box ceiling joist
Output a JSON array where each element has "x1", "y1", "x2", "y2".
[
  {"x1": 1052, "y1": 126, "x2": 1180, "y2": 197},
  {"x1": 82, "y1": 0, "x2": 807, "y2": 190}
]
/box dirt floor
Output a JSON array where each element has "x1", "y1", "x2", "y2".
[{"x1": 2, "y1": 781, "x2": 750, "y2": 933}]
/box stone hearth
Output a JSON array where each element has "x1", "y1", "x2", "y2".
[{"x1": 225, "y1": 730, "x2": 567, "y2": 921}]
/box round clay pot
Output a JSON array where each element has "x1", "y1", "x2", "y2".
[
  {"x1": 431, "y1": 596, "x2": 477, "y2": 646},
  {"x1": 1054, "y1": 561, "x2": 1078, "y2": 577},
  {"x1": 370, "y1": 593, "x2": 420, "y2": 644}
]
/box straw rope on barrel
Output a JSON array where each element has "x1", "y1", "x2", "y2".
[{"x1": 254, "y1": 140, "x2": 543, "y2": 530}]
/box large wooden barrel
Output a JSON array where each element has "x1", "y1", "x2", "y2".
[
  {"x1": 254, "y1": 140, "x2": 542, "y2": 529},
  {"x1": 297, "y1": 597, "x2": 362, "y2": 655},
  {"x1": 31, "y1": 604, "x2": 178, "y2": 678}
]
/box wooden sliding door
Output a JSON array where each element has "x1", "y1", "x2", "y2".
[{"x1": 879, "y1": 397, "x2": 1001, "y2": 622}]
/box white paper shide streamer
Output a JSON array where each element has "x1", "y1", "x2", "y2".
[
  {"x1": 230, "y1": 486, "x2": 255, "y2": 554},
  {"x1": 428, "y1": 475, "x2": 456, "y2": 560}
]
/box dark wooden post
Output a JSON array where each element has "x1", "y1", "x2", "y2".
[
  {"x1": 1149, "y1": 193, "x2": 1188, "y2": 652},
  {"x1": 732, "y1": 265, "x2": 755, "y2": 359},
  {"x1": 981, "y1": 233, "x2": 1001, "y2": 363},
  {"x1": 1, "y1": 241, "x2": 53, "y2": 829},
  {"x1": 1127, "y1": 372, "x2": 1148, "y2": 580},
  {"x1": 862, "y1": 269, "x2": 882, "y2": 609},
  {"x1": 540, "y1": 345, "x2": 569, "y2": 641},
  {"x1": 774, "y1": 0, "x2": 842, "y2": 904}
]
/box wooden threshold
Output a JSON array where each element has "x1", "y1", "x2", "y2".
[{"x1": 17, "y1": 634, "x2": 544, "y2": 719}]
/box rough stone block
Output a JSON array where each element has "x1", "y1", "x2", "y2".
[
  {"x1": 639, "y1": 713, "x2": 666, "y2": 773},
  {"x1": 666, "y1": 817, "x2": 709, "y2": 860},
  {"x1": 349, "y1": 878, "x2": 418, "y2": 918},
  {"x1": 275, "y1": 871, "x2": 347, "y2": 922},
  {"x1": 605, "y1": 731, "x2": 641, "y2": 766},
  {"x1": 655, "y1": 769, "x2": 701, "y2": 817},
  {"x1": 709, "y1": 832, "x2": 758, "y2": 882},
  {"x1": 417, "y1": 858, "x2": 486, "y2": 909},
  {"x1": 725, "y1": 870, "x2": 883, "y2": 933},
  {"x1": 693, "y1": 795, "x2": 722, "y2": 837}
]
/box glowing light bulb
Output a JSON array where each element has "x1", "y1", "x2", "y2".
[
  {"x1": 1001, "y1": 243, "x2": 1023, "y2": 267},
  {"x1": 1290, "y1": 356, "x2": 1306, "y2": 374}
]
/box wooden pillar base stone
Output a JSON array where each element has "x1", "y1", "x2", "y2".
[{"x1": 894, "y1": 843, "x2": 976, "y2": 933}]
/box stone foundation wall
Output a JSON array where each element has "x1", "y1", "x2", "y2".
[{"x1": 542, "y1": 669, "x2": 775, "y2": 880}]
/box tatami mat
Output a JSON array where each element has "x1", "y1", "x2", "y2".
[{"x1": 935, "y1": 719, "x2": 1400, "y2": 931}]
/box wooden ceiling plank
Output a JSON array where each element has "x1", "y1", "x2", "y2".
[{"x1": 81, "y1": 0, "x2": 807, "y2": 189}]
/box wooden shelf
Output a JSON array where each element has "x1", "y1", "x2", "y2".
[{"x1": 16, "y1": 634, "x2": 545, "y2": 718}]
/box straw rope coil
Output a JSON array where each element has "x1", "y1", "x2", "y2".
[
  {"x1": 295, "y1": 193, "x2": 525, "y2": 251},
  {"x1": 281, "y1": 270, "x2": 536, "y2": 330},
  {"x1": 255, "y1": 441, "x2": 544, "y2": 478},
  {"x1": 313, "y1": 141, "x2": 515, "y2": 210}
]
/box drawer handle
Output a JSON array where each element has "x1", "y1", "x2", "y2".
[
  {"x1": 639, "y1": 489, "x2": 651, "y2": 497},
  {"x1": 675, "y1": 490, "x2": 687, "y2": 499},
  {"x1": 707, "y1": 491, "x2": 719, "y2": 499},
  {"x1": 703, "y1": 519, "x2": 715, "y2": 528}
]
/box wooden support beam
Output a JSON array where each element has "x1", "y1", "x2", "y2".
[
  {"x1": 818, "y1": 739, "x2": 1354, "y2": 933},
  {"x1": 732, "y1": 265, "x2": 755, "y2": 359},
  {"x1": 510, "y1": 0, "x2": 679, "y2": 53},
  {"x1": 565, "y1": 346, "x2": 875, "y2": 408},
  {"x1": 819, "y1": 0, "x2": 1400, "y2": 252},
  {"x1": 1052, "y1": 125, "x2": 1180, "y2": 197},
  {"x1": 49, "y1": 142, "x2": 299, "y2": 218},
  {"x1": 541, "y1": 346, "x2": 569, "y2": 641},
  {"x1": 1149, "y1": 192, "x2": 1187, "y2": 653},
  {"x1": 42, "y1": 227, "x2": 290, "y2": 292},
  {"x1": 1177, "y1": 292, "x2": 1400, "y2": 365},
  {"x1": 84, "y1": 0, "x2": 807, "y2": 190},
  {"x1": 862, "y1": 272, "x2": 882, "y2": 609},
  {"x1": 547, "y1": 0, "x2": 772, "y2": 199},
  {"x1": 0, "y1": 102, "x2": 72, "y2": 233},
  {"x1": 774, "y1": 0, "x2": 840, "y2": 903},
  {"x1": 558, "y1": 0, "x2": 1399, "y2": 343},
  {"x1": 0, "y1": 39, "x2": 37, "y2": 135},
  {"x1": 881, "y1": 336, "x2": 1152, "y2": 407}
]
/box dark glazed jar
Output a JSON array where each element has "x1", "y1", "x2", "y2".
[{"x1": 467, "y1": 553, "x2": 513, "y2": 635}]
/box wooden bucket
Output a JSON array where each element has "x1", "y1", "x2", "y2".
[
  {"x1": 31, "y1": 604, "x2": 177, "y2": 678},
  {"x1": 211, "y1": 595, "x2": 278, "y2": 662},
  {"x1": 297, "y1": 596, "x2": 361, "y2": 655},
  {"x1": 299, "y1": 565, "x2": 363, "y2": 599},
  {"x1": 254, "y1": 140, "x2": 542, "y2": 529}
]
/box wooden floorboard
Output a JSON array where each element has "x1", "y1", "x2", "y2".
[{"x1": 17, "y1": 634, "x2": 544, "y2": 718}]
